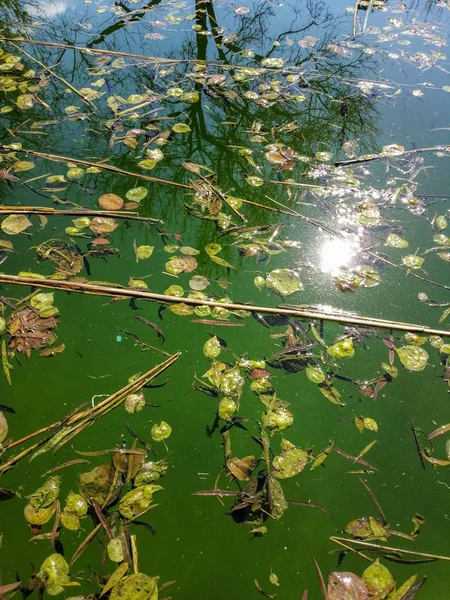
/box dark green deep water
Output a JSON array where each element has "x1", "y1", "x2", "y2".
[{"x1": 1, "y1": 0, "x2": 450, "y2": 598}]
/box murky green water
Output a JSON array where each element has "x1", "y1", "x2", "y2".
[{"x1": 1, "y1": 0, "x2": 450, "y2": 598}]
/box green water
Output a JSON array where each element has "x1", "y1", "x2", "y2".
[{"x1": 1, "y1": 0, "x2": 450, "y2": 598}]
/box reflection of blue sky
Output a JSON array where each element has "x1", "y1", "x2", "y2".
[{"x1": 28, "y1": 0, "x2": 71, "y2": 19}]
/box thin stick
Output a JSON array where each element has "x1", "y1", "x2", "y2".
[
  {"x1": 363, "y1": 0, "x2": 374, "y2": 32},
  {"x1": 312, "y1": 558, "x2": 328, "y2": 600},
  {"x1": 352, "y1": 0, "x2": 359, "y2": 35},
  {"x1": 0, "y1": 146, "x2": 190, "y2": 189},
  {"x1": 358, "y1": 477, "x2": 388, "y2": 524},
  {"x1": 330, "y1": 536, "x2": 450, "y2": 561},
  {"x1": 0, "y1": 206, "x2": 161, "y2": 222},
  {"x1": 130, "y1": 535, "x2": 139, "y2": 574},
  {"x1": 412, "y1": 424, "x2": 426, "y2": 470},
  {"x1": 0, "y1": 274, "x2": 449, "y2": 336},
  {"x1": 0, "y1": 354, "x2": 180, "y2": 473},
  {"x1": 9, "y1": 42, "x2": 96, "y2": 109},
  {"x1": 335, "y1": 145, "x2": 450, "y2": 167},
  {"x1": 70, "y1": 523, "x2": 102, "y2": 566},
  {"x1": 329, "y1": 536, "x2": 373, "y2": 562}
]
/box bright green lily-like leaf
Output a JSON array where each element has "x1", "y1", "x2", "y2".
[
  {"x1": 126, "y1": 187, "x2": 148, "y2": 202},
  {"x1": 381, "y1": 362, "x2": 398, "y2": 377},
  {"x1": 64, "y1": 491, "x2": 88, "y2": 517},
  {"x1": 60, "y1": 511, "x2": 80, "y2": 531},
  {"x1": 218, "y1": 397, "x2": 237, "y2": 421},
  {"x1": 386, "y1": 233, "x2": 409, "y2": 248},
  {"x1": 37, "y1": 554, "x2": 76, "y2": 596},
  {"x1": 205, "y1": 243, "x2": 221, "y2": 256},
  {"x1": 265, "y1": 269, "x2": 303, "y2": 297},
  {"x1": 67, "y1": 167, "x2": 84, "y2": 180},
  {"x1": 164, "y1": 285, "x2": 184, "y2": 297},
  {"x1": 395, "y1": 345, "x2": 428, "y2": 371},
  {"x1": 72, "y1": 217, "x2": 91, "y2": 229},
  {"x1": 138, "y1": 159, "x2": 156, "y2": 170},
  {"x1": 402, "y1": 255, "x2": 424, "y2": 270},
  {"x1": 30, "y1": 293, "x2": 54, "y2": 314},
  {"x1": 107, "y1": 538, "x2": 124, "y2": 563},
  {"x1": 254, "y1": 276, "x2": 266, "y2": 291},
  {"x1": 262, "y1": 406, "x2": 293, "y2": 432},
  {"x1": 13, "y1": 160, "x2": 35, "y2": 172},
  {"x1": 27, "y1": 476, "x2": 60, "y2": 509},
  {"x1": 119, "y1": 484, "x2": 162, "y2": 520},
  {"x1": 110, "y1": 573, "x2": 158, "y2": 600},
  {"x1": 362, "y1": 560, "x2": 394, "y2": 597},
  {"x1": 327, "y1": 338, "x2": 355, "y2": 359},
  {"x1": 272, "y1": 439, "x2": 308, "y2": 479},
  {"x1": 136, "y1": 245, "x2": 154, "y2": 260},
  {"x1": 363, "y1": 418, "x2": 378, "y2": 432},
  {"x1": 151, "y1": 421, "x2": 172, "y2": 442},
  {"x1": 204, "y1": 336, "x2": 221, "y2": 359},
  {"x1": 172, "y1": 123, "x2": 191, "y2": 133},
  {"x1": 305, "y1": 365, "x2": 326, "y2": 383},
  {"x1": 24, "y1": 502, "x2": 56, "y2": 525}
]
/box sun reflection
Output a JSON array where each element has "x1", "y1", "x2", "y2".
[{"x1": 320, "y1": 238, "x2": 360, "y2": 274}]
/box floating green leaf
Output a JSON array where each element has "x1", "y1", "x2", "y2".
[
  {"x1": 265, "y1": 269, "x2": 303, "y2": 297},
  {"x1": 136, "y1": 245, "x2": 154, "y2": 260},
  {"x1": 172, "y1": 123, "x2": 191, "y2": 133},
  {"x1": 1, "y1": 214, "x2": 32, "y2": 235},
  {"x1": 386, "y1": 233, "x2": 408, "y2": 248},
  {"x1": 151, "y1": 421, "x2": 172, "y2": 442},
  {"x1": 327, "y1": 338, "x2": 355, "y2": 359},
  {"x1": 402, "y1": 255, "x2": 424, "y2": 270},
  {"x1": 126, "y1": 187, "x2": 148, "y2": 202},
  {"x1": 204, "y1": 336, "x2": 221, "y2": 359},
  {"x1": 362, "y1": 560, "x2": 394, "y2": 596},
  {"x1": 37, "y1": 554, "x2": 75, "y2": 596},
  {"x1": 110, "y1": 573, "x2": 158, "y2": 600},
  {"x1": 395, "y1": 346, "x2": 428, "y2": 372}
]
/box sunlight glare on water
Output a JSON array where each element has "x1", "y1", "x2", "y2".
[{"x1": 320, "y1": 237, "x2": 360, "y2": 274}]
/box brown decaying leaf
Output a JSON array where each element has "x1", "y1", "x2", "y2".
[
  {"x1": 39, "y1": 343, "x2": 65, "y2": 358},
  {"x1": 8, "y1": 306, "x2": 58, "y2": 357},
  {"x1": 226, "y1": 456, "x2": 257, "y2": 481},
  {"x1": 98, "y1": 193, "x2": 124, "y2": 211},
  {"x1": 328, "y1": 572, "x2": 369, "y2": 600}
]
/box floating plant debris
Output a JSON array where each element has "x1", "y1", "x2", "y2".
[{"x1": 0, "y1": 0, "x2": 450, "y2": 598}]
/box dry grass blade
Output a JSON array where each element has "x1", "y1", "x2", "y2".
[
  {"x1": 0, "y1": 206, "x2": 161, "y2": 223},
  {"x1": 70, "y1": 523, "x2": 102, "y2": 566},
  {"x1": 427, "y1": 422, "x2": 450, "y2": 441},
  {"x1": 0, "y1": 353, "x2": 180, "y2": 474},
  {"x1": 9, "y1": 42, "x2": 96, "y2": 109},
  {"x1": 0, "y1": 582, "x2": 22, "y2": 595},
  {"x1": 330, "y1": 537, "x2": 450, "y2": 561},
  {"x1": 0, "y1": 146, "x2": 190, "y2": 189},
  {"x1": 335, "y1": 145, "x2": 450, "y2": 167},
  {"x1": 358, "y1": 477, "x2": 388, "y2": 524},
  {"x1": 0, "y1": 274, "x2": 449, "y2": 337},
  {"x1": 312, "y1": 558, "x2": 328, "y2": 600}
]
